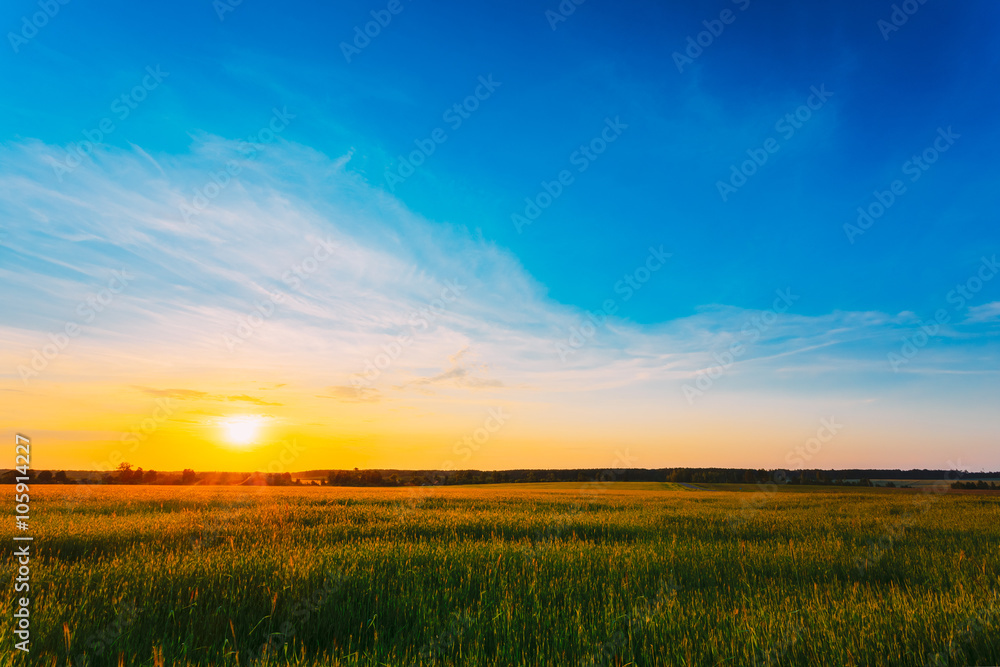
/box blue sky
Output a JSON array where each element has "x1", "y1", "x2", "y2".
[
  {"x1": 1, "y1": 0, "x2": 998, "y2": 470},
  {"x1": 4, "y1": 0, "x2": 999, "y2": 320}
]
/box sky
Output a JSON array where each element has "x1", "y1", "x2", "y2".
[{"x1": 1, "y1": 0, "x2": 998, "y2": 473}]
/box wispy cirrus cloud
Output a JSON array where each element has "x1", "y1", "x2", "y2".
[
  {"x1": 133, "y1": 387, "x2": 281, "y2": 406},
  {"x1": 965, "y1": 301, "x2": 1000, "y2": 324},
  {"x1": 402, "y1": 347, "x2": 504, "y2": 390},
  {"x1": 1, "y1": 137, "x2": 997, "y2": 469},
  {"x1": 321, "y1": 386, "x2": 382, "y2": 403}
]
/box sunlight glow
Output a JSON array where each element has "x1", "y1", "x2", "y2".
[{"x1": 221, "y1": 417, "x2": 262, "y2": 447}]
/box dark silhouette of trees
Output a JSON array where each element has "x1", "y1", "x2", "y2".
[
  {"x1": 11, "y1": 465, "x2": 998, "y2": 489},
  {"x1": 116, "y1": 462, "x2": 143, "y2": 484},
  {"x1": 266, "y1": 472, "x2": 294, "y2": 486},
  {"x1": 952, "y1": 480, "x2": 1000, "y2": 490},
  {"x1": 326, "y1": 469, "x2": 389, "y2": 486}
]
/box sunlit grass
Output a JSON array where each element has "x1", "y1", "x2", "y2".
[{"x1": 4, "y1": 483, "x2": 999, "y2": 666}]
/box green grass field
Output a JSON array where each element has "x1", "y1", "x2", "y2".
[{"x1": 5, "y1": 483, "x2": 999, "y2": 666}]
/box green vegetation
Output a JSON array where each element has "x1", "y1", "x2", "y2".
[{"x1": 5, "y1": 483, "x2": 999, "y2": 666}]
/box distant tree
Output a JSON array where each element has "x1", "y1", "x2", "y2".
[
  {"x1": 54, "y1": 471, "x2": 70, "y2": 484},
  {"x1": 181, "y1": 469, "x2": 197, "y2": 485},
  {"x1": 37, "y1": 470, "x2": 53, "y2": 484},
  {"x1": 115, "y1": 463, "x2": 137, "y2": 484},
  {"x1": 144, "y1": 470, "x2": 158, "y2": 484}
]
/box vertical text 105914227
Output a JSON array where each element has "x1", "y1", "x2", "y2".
[{"x1": 13, "y1": 434, "x2": 33, "y2": 653}]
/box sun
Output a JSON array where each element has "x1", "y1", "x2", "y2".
[{"x1": 221, "y1": 416, "x2": 262, "y2": 447}]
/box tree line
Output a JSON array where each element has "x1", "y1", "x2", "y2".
[
  {"x1": 951, "y1": 480, "x2": 1000, "y2": 490},
  {"x1": 4, "y1": 464, "x2": 998, "y2": 488}
]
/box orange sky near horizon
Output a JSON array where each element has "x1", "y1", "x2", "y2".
[
  {"x1": 2, "y1": 142, "x2": 998, "y2": 474},
  {"x1": 4, "y1": 370, "x2": 995, "y2": 474}
]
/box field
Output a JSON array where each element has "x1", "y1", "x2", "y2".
[{"x1": 4, "y1": 483, "x2": 1000, "y2": 666}]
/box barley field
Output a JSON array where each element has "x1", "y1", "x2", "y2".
[{"x1": 4, "y1": 483, "x2": 999, "y2": 666}]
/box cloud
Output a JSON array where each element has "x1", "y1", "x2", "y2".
[
  {"x1": 965, "y1": 301, "x2": 1000, "y2": 323},
  {"x1": 133, "y1": 387, "x2": 209, "y2": 400},
  {"x1": 0, "y1": 136, "x2": 996, "y2": 417},
  {"x1": 132, "y1": 387, "x2": 280, "y2": 405},
  {"x1": 226, "y1": 394, "x2": 282, "y2": 406},
  {"x1": 321, "y1": 386, "x2": 382, "y2": 403},
  {"x1": 402, "y1": 347, "x2": 505, "y2": 390}
]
